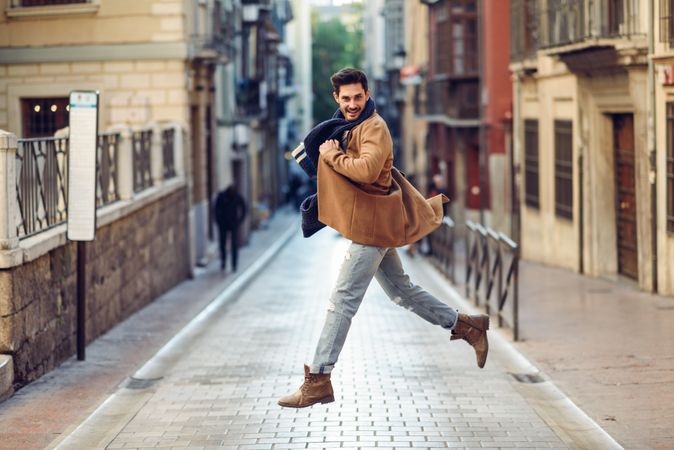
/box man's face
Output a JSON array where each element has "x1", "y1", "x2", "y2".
[{"x1": 333, "y1": 83, "x2": 369, "y2": 121}]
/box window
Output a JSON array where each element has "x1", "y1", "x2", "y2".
[
  {"x1": 20, "y1": 97, "x2": 69, "y2": 138},
  {"x1": 435, "y1": 0, "x2": 478, "y2": 76},
  {"x1": 667, "y1": 103, "x2": 674, "y2": 232},
  {"x1": 554, "y1": 120, "x2": 573, "y2": 220},
  {"x1": 524, "y1": 119, "x2": 540, "y2": 209},
  {"x1": 661, "y1": 0, "x2": 674, "y2": 46}
]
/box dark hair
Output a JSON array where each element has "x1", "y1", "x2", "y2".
[{"x1": 330, "y1": 68, "x2": 369, "y2": 94}]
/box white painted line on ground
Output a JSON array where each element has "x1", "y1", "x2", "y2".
[{"x1": 49, "y1": 225, "x2": 298, "y2": 450}]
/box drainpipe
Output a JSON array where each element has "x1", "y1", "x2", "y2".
[
  {"x1": 647, "y1": 0, "x2": 658, "y2": 293},
  {"x1": 478, "y1": 0, "x2": 486, "y2": 225}
]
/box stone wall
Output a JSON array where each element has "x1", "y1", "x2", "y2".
[{"x1": 0, "y1": 186, "x2": 190, "y2": 386}]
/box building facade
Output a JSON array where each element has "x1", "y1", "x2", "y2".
[
  {"x1": 0, "y1": 0, "x2": 301, "y2": 397},
  {"x1": 416, "y1": 0, "x2": 512, "y2": 231},
  {"x1": 511, "y1": 0, "x2": 674, "y2": 295}
]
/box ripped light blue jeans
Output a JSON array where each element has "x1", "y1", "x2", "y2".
[{"x1": 310, "y1": 242, "x2": 459, "y2": 374}]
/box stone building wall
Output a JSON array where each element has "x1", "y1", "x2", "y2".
[{"x1": 0, "y1": 186, "x2": 190, "y2": 386}]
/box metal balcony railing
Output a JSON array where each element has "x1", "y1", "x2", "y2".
[
  {"x1": 660, "y1": 0, "x2": 674, "y2": 47},
  {"x1": 539, "y1": 0, "x2": 644, "y2": 49},
  {"x1": 511, "y1": 0, "x2": 539, "y2": 62},
  {"x1": 426, "y1": 79, "x2": 479, "y2": 121}
]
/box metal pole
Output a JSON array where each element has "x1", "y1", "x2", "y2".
[
  {"x1": 648, "y1": 0, "x2": 658, "y2": 293},
  {"x1": 513, "y1": 248, "x2": 519, "y2": 341},
  {"x1": 77, "y1": 241, "x2": 86, "y2": 361},
  {"x1": 477, "y1": 0, "x2": 487, "y2": 225}
]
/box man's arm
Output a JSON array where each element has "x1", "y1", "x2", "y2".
[{"x1": 318, "y1": 121, "x2": 391, "y2": 184}]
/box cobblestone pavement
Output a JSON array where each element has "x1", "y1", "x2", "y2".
[
  {"x1": 0, "y1": 209, "x2": 298, "y2": 450},
  {"x1": 69, "y1": 230, "x2": 573, "y2": 450}
]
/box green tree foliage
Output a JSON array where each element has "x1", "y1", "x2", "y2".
[{"x1": 311, "y1": 7, "x2": 364, "y2": 124}]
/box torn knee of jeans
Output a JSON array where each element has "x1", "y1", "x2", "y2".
[
  {"x1": 392, "y1": 296, "x2": 414, "y2": 312},
  {"x1": 345, "y1": 250, "x2": 352, "y2": 261},
  {"x1": 327, "y1": 301, "x2": 336, "y2": 312}
]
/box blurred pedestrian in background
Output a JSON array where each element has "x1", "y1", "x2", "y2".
[{"x1": 214, "y1": 185, "x2": 247, "y2": 272}]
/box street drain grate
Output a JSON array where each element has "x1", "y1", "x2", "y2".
[
  {"x1": 124, "y1": 377, "x2": 162, "y2": 390},
  {"x1": 510, "y1": 373, "x2": 545, "y2": 384}
]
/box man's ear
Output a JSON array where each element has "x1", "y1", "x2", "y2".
[{"x1": 333, "y1": 91, "x2": 339, "y2": 103}]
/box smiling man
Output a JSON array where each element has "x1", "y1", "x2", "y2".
[{"x1": 278, "y1": 68, "x2": 490, "y2": 409}]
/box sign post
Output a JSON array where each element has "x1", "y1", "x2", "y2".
[{"x1": 67, "y1": 91, "x2": 99, "y2": 361}]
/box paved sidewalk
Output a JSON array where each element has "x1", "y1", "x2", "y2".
[
  {"x1": 513, "y1": 262, "x2": 674, "y2": 450},
  {"x1": 53, "y1": 230, "x2": 579, "y2": 450},
  {"x1": 448, "y1": 245, "x2": 674, "y2": 450},
  {"x1": 0, "y1": 208, "x2": 298, "y2": 450}
]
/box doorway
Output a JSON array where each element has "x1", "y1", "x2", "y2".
[{"x1": 612, "y1": 114, "x2": 638, "y2": 280}]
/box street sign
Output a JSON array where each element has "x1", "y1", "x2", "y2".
[{"x1": 67, "y1": 90, "x2": 99, "y2": 241}]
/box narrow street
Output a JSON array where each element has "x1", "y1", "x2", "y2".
[{"x1": 48, "y1": 227, "x2": 584, "y2": 450}]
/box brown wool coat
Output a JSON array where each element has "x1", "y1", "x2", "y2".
[{"x1": 317, "y1": 112, "x2": 448, "y2": 247}]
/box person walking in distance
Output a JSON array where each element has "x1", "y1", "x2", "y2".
[
  {"x1": 214, "y1": 184, "x2": 247, "y2": 272},
  {"x1": 278, "y1": 68, "x2": 489, "y2": 408}
]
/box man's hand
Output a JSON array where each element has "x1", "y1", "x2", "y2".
[{"x1": 319, "y1": 139, "x2": 340, "y2": 155}]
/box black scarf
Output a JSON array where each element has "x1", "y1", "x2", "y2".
[
  {"x1": 292, "y1": 97, "x2": 376, "y2": 178},
  {"x1": 296, "y1": 98, "x2": 377, "y2": 238}
]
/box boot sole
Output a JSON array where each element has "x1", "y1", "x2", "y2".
[{"x1": 278, "y1": 395, "x2": 335, "y2": 408}]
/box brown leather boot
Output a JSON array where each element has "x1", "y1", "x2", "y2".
[
  {"x1": 277, "y1": 365, "x2": 335, "y2": 408},
  {"x1": 451, "y1": 313, "x2": 490, "y2": 368}
]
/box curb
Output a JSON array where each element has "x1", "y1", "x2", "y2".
[
  {"x1": 419, "y1": 256, "x2": 625, "y2": 450},
  {"x1": 48, "y1": 225, "x2": 298, "y2": 450},
  {"x1": 0, "y1": 355, "x2": 13, "y2": 402}
]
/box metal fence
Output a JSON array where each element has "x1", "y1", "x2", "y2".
[
  {"x1": 427, "y1": 217, "x2": 456, "y2": 284},
  {"x1": 15, "y1": 137, "x2": 69, "y2": 239},
  {"x1": 465, "y1": 221, "x2": 520, "y2": 341},
  {"x1": 539, "y1": 0, "x2": 645, "y2": 49},
  {"x1": 96, "y1": 132, "x2": 120, "y2": 207},
  {"x1": 162, "y1": 127, "x2": 176, "y2": 180},
  {"x1": 13, "y1": 124, "x2": 179, "y2": 240},
  {"x1": 132, "y1": 129, "x2": 153, "y2": 193}
]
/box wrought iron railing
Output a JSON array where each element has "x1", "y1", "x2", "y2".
[
  {"x1": 427, "y1": 217, "x2": 456, "y2": 284},
  {"x1": 13, "y1": 125, "x2": 180, "y2": 240},
  {"x1": 15, "y1": 137, "x2": 69, "y2": 239},
  {"x1": 661, "y1": 0, "x2": 674, "y2": 47},
  {"x1": 132, "y1": 129, "x2": 153, "y2": 193},
  {"x1": 426, "y1": 79, "x2": 479, "y2": 120},
  {"x1": 96, "y1": 133, "x2": 120, "y2": 207},
  {"x1": 465, "y1": 221, "x2": 520, "y2": 340},
  {"x1": 511, "y1": 0, "x2": 539, "y2": 62},
  {"x1": 539, "y1": 0, "x2": 644, "y2": 49},
  {"x1": 162, "y1": 127, "x2": 176, "y2": 179}
]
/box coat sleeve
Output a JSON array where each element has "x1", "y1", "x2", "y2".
[{"x1": 320, "y1": 120, "x2": 391, "y2": 184}]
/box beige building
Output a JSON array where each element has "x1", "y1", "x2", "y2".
[
  {"x1": 511, "y1": 0, "x2": 674, "y2": 296},
  {"x1": 0, "y1": 0, "x2": 225, "y2": 265},
  {"x1": 400, "y1": 0, "x2": 429, "y2": 192}
]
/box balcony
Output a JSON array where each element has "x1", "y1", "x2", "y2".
[
  {"x1": 423, "y1": 78, "x2": 480, "y2": 127},
  {"x1": 236, "y1": 79, "x2": 264, "y2": 119},
  {"x1": 539, "y1": 0, "x2": 646, "y2": 52},
  {"x1": 189, "y1": 0, "x2": 233, "y2": 61},
  {"x1": 511, "y1": 0, "x2": 539, "y2": 64}
]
